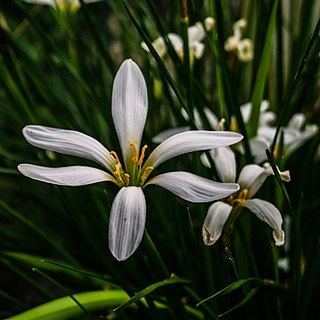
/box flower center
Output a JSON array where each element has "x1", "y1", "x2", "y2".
[
  {"x1": 227, "y1": 189, "x2": 248, "y2": 207},
  {"x1": 110, "y1": 143, "x2": 153, "y2": 188}
]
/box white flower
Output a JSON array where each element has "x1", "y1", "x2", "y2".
[
  {"x1": 18, "y1": 59, "x2": 243, "y2": 261},
  {"x1": 141, "y1": 17, "x2": 215, "y2": 60},
  {"x1": 201, "y1": 147, "x2": 288, "y2": 247},
  {"x1": 250, "y1": 113, "x2": 318, "y2": 163},
  {"x1": 20, "y1": 0, "x2": 101, "y2": 11},
  {"x1": 224, "y1": 18, "x2": 254, "y2": 62}
]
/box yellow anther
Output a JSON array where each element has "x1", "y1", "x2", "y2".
[
  {"x1": 138, "y1": 145, "x2": 148, "y2": 166},
  {"x1": 233, "y1": 189, "x2": 248, "y2": 206},
  {"x1": 110, "y1": 151, "x2": 122, "y2": 168},
  {"x1": 124, "y1": 173, "x2": 130, "y2": 186},
  {"x1": 141, "y1": 166, "x2": 154, "y2": 183},
  {"x1": 239, "y1": 189, "x2": 248, "y2": 200},
  {"x1": 130, "y1": 143, "x2": 139, "y2": 163}
]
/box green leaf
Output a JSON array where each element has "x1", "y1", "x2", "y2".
[
  {"x1": 5, "y1": 290, "x2": 129, "y2": 320},
  {"x1": 113, "y1": 276, "x2": 192, "y2": 312},
  {"x1": 247, "y1": 0, "x2": 278, "y2": 137},
  {"x1": 196, "y1": 277, "x2": 282, "y2": 306}
]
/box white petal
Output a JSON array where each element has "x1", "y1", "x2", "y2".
[
  {"x1": 111, "y1": 59, "x2": 148, "y2": 168},
  {"x1": 202, "y1": 202, "x2": 232, "y2": 245},
  {"x1": 284, "y1": 124, "x2": 318, "y2": 155},
  {"x1": 144, "y1": 130, "x2": 243, "y2": 170},
  {"x1": 249, "y1": 138, "x2": 269, "y2": 164},
  {"x1": 237, "y1": 164, "x2": 272, "y2": 198},
  {"x1": 191, "y1": 42, "x2": 205, "y2": 59},
  {"x1": 203, "y1": 108, "x2": 219, "y2": 130},
  {"x1": 22, "y1": 125, "x2": 116, "y2": 172},
  {"x1": 209, "y1": 147, "x2": 237, "y2": 183},
  {"x1": 241, "y1": 199, "x2": 285, "y2": 246},
  {"x1": 188, "y1": 22, "x2": 205, "y2": 43},
  {"x1": 18, "y1": 164, "x2": 115, "y2": 186},
  {"x1": 108, "y1": 187, "x2": 146, "y2": 261},
  {"x1": 146, "y1": 171, "x2": 239, "y2": 203},
  {"x1": 287, "y1": 113, "x2": 306, "y2": 130},
  {"x1": 21, "y1": 0, "x2": 55, "y2": 5},
  {"x1": 167, "y1": 33, "x2": 183, "y2": 56}
]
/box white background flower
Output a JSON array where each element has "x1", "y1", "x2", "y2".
[{"x1": 201, "y1": 146, "x2": 287, "y2": 247}]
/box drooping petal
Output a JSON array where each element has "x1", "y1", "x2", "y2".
[
  {"x1": 202, "y1": 201, "x2": 232, "y2": 246},
  {"x1": 143, "y1": 130, "x2": 243, "y2": 170},
  {"x1": 167, "y1": 33, "x2": 183, "y2": 56},
  {"x1": 146, "y1": 171, "x2": 239, "y2": 203},
  {"x1": 237, "y1": 164, "x2": 274, "y2": 198},
  {"x1": 22, "y1": 125, "x2": 116, "y2": 172},
  {"x1": 188, "y1": 22, "x2": 205, "y2": 43},
  {"x1": 111, "y1": 59, "x2": 148, "y2": 168},
  {"x1": 241, "y1": 199, "x2": 285, "y2": 246},
  {"x1": 108, "y1": 187, "x2": 146, "y2": 261},
  {"x1": 208, "y1": 147, "x2": 237, "y2": 183},
  {"x1": 18, "y1": 164, "x2": 116, "y2": 186}
]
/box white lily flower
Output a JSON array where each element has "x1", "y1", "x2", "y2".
[
  {"x1": 202, "y1": 146, "x2": 287, "y2": 247},
  {"x1": 20, "y1": 0, "x2": 102, "y2": 11},
  {"x1": 224, "y1": 18, "x2": 254, "y2": 62},
  {"x1": 18, "y1": 59, "x2": 243, "y2": 261},
  {"x1": 141, "y1": 17, "x2": 215, "y2": 60},
  {"x1": 250, "y1": 113, "x2": 319, "y2": 163}
]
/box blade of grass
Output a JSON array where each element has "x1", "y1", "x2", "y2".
[{"x1": 247, "y1": 0, "x2": 278, "y2": 137}]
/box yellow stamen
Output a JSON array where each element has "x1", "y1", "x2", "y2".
[
  {"x1": 233, "y1": 189, "x2": 248, "y2": 206},
  {"x1": 130, "y1": 143, "x2": 139, "y2": 163},
  {"x1": 138, "y1": 145, "x2": 148, "y2": 166},
  {"x1": 124, "y1": 173, "x2": 130, "y2": 186},
  {"x1": 113, "y1": 170, "x2": 123, "y2": 184},
  {"x1": 141, "y1": 166, "x2": 154, "y2": 183},
  {"x1": 110, "y1": 151, "x2": 122, "y2": 168}
]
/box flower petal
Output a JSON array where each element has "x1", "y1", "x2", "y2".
[
  {"x1": 188, "y1": 22, "x2": 205, "y2": 43},
  {"x1": 202, "y1": 202, "x2": 232, "y2": 245},
  {"x1": 237, "y1": 164, "x2": 273, "y2": 198},
  {"x1": 111, "y1": 59, "x2": 148, "y2": 168},
  {"x1": 18, "y1": 164, "x2": 115, "y2": 186},
  {"x1": 22, "y1": 125, "x2": 116, "y2": 172},
  {"x1": 241, "y1": 199, "x2": 285, "y2": 246},
  {"x1": 108, "y1": 187, "x2": 146, "y2": 261},
  {"x1": 144, "y1": 130, "x2": 243, "y2": 170},
  {"x1": 201, "y1": 147, "x2": 236, "y2": 183},
  {"x1": 146, "y1": 171, "x2": 239, "y2": 203}
]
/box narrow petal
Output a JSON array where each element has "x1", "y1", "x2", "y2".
[
  {"x1": 188, "y1": 22, "x2": 205, "y2": 42},
  {"x1": 22, "y1": 125, "x2": 116, "y2": 172},
  {"x1": 167, "y1": 33, "x2": 183, "y2": 56},
  {"x1": 241, "y1": 199, "x2": 285, "y2": 246},
  {"x1": 237, "y1": 164, "x2": 273, "y2": 198},
  {"x1": 144, "y1": 130, "x2": 243, "y2": 170},
  {"x1": 208, "y1": 147, "x2": 237, "y2": 183},
  {"x1": 108, "y1": 187, "x2": 146, "y2": 261},
  {"x1": 111, "y1": 59, "x2": 148, "y2": 167},
  {"x1": 202, "y1": 202, "x2": 232, "y2": 245},
  {"x1": 18, "y1": 164, "x2": 115, "y2": 186},
  {"x1": 21, "y1": 0, "x2": 55, "y2": 5},
  {"x1": 146, "y1": 171, "x2": 239, "y2": 203},
  {"x1": 191, "y1": 42, "x2": 205, "y2": 59}
]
